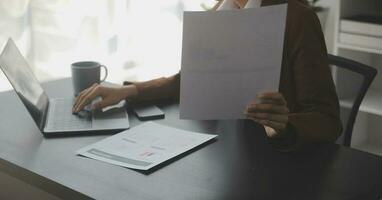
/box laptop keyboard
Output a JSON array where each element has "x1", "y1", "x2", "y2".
[{"x1": 47, "y1": 99, "x2": 92, "y2": 131}]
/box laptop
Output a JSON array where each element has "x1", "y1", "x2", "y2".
[{"x1": 0, "y1": 38, "x2": 130, "y2": 137}]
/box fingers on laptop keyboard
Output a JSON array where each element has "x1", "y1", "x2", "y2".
[
  {"x1": 73, "y1": 84, "x2": 99, "y2": 113},
  {"x1": 73, "y1": 84, "x2": 94, "y2": 112}
]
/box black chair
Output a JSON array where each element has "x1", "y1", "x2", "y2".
[{"x1": 328, "y1": 54, "x2": 377, "y2": 147}]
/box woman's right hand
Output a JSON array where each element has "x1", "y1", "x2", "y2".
[{"x1": 72, "y1": 83, "x2": 138, "y2": 113}]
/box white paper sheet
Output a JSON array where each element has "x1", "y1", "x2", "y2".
[
  {"x1": 180, "y1": 4, "x2": 287, "y2": 120},
  {"x1": 77, "y1": 122, "x2": 217, "y2": 170}
]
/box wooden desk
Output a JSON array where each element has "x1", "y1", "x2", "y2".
[{"x1": 0, "y1": 78, "x2": 381, "y2": 199}]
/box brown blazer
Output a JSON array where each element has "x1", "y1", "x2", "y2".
[{"x1": 128, "y1": 0, "x2": 342, "y2": 150}]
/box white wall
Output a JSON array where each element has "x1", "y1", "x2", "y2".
[{"x1": 318, "y1": 0, "x2": 339, "y2": 53}]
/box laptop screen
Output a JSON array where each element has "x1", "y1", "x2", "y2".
[{"x1": 0, "y1": 39, "x2": 49, "y2": 130}]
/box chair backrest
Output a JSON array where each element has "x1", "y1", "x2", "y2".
[{"x1": 328, "y1": 54, "x2": 377, "y2": 147}]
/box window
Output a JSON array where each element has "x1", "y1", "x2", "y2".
[{"x1": 0, "y1": 0, "x2": 216, "y2": 92}]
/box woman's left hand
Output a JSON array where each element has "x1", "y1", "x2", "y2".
[{"x1": 244, "y1": 92, "x2": 290, "y2": 138}]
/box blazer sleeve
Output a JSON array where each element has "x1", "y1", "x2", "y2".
[{"x1": 272, "y1": 9, "x2": 342, "y2": 150}]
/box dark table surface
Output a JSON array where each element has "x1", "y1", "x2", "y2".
[{"x1": 0, "y1": 78, "x2": 381, "y2": 200}]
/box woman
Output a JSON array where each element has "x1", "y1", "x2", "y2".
[{"x1": 73, "y1": 0, "x2": 342, "y2": 151}]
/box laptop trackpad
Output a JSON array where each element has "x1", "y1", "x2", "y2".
[
  {"x1": 92, "y1": 107, "x2": 129, "y2": 129},
  {"x1": 93, "y1": 107, "x2": 126, "y2": 120}
]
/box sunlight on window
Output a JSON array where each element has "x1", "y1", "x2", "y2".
[{"x1": 0, "y1": 0, "x2": 216, "y2": 92}]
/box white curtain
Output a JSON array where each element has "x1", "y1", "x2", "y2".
[{"x1": 0, "y1": 0, "x2": 215, "y2": 91}]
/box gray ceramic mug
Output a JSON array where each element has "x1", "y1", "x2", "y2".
[{"x1": 71, "y1": 61, "x2": 108, "y2": 96}]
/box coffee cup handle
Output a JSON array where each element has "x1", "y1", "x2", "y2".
[{"x1": 100, "y1": 65, "x2": 108, "y2": 82}]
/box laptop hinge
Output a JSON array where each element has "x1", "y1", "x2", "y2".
[{"x1": 40, "y1": 99, "x2": 50, "y2": 132}]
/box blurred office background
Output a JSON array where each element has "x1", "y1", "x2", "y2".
[{"x1": 0, "y1": 0, "x2": 216, "y2": 92}]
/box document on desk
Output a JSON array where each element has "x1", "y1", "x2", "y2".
[
  {"x1": 77, "y1": 122, "x2": 217, "y2": 170},
  {"x1": 180, "y1": 4, "x2": 287, "y2": 120}
]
